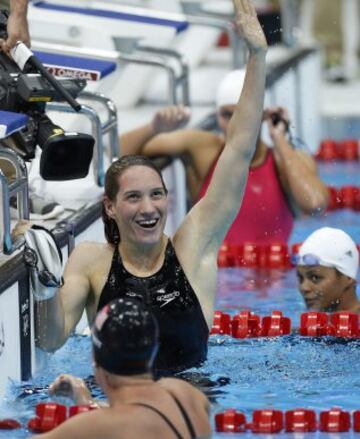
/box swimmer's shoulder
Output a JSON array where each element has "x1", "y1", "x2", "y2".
[
  {"x1": 67, "y1": 241, "x2": 115, "y2": 272},
  {"x1": 158, "y1": 377, "x2": 208, "y2": 403}
]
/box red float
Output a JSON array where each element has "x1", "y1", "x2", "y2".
[
  {"x1": 211, "y1": 311, "x2": 232, "y2": 336},
  {"x1": 251, "y1": 409, "x2": 283, "y2": 433},
  {"x1": 236, "y1": 243, "x2": 259, "y2": 268},
  {"x1": 28, "y1": 403, "x2": 67, "y2": 433},
  {"x1": 264, "y1": 243, "x2": 291, "y2": 269},
  {"x1": 299, "y1": 312, "x2": 329, "y2": 337},
  {"x1": 337, "y1": 139, "x2": 359, "y2": 161},
  {"x1": 231, "y1": 310, "x2": 261, "y2": 339},
  {"x1": 261, "y1": 311, "x2": 291, "y2": 337},
  {"x1": 319, "y1": 408, "x2": 350, "y2": 432},
  {"x1": 316, "y1": 139, "x2": 338, "y2": 161},
  {"x1": 339, "y1": 186, "x2": 360, "y2": 209},
  {"x1": 329, "y1": 312, "x2": 359, "y2": 338},
  {"x1": 285, "y1": 409, "x2": 317, "y2": 432},
  {"x1": 0, "y1": 419, "x2": 21, "y2": 430},
  {"x1": 353, "y1": 410, "x2": 360, "y2": 432},
  {"x1": 215, "y1": 409, "x2": 246, "y2": 433},
  {"x1": 327, "y1": 186, "x2": 342, "y2": 211}
]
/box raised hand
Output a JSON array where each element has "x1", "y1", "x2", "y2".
[
  {"x1": 49, "y1": 374, "x2": 92, "y2": 405},
  {"x1": 151, "y1": 105, "x2": 191, "y2": 135},
  {"x1": 264, "y1": 107, "x2": 290, "y2": 140},
  {"x1": 233, "y1": 0, "x2": 267, "y2": 53}
]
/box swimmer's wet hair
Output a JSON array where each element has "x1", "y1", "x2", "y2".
[{"x1": 102, "y1": 155, "x2": 168, "y2": 245}]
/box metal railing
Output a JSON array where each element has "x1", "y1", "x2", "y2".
[{"x1": 0, "y1": 148, "x2": 29, "y2": 254}]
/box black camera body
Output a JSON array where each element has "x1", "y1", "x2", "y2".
[{"x1": 0, "y1": 10, "x2": 95, "y2": 180}]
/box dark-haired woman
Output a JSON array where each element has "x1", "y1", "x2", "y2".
[{"x1": 36, "y1": 0, "x2": 268, "y2": 374}]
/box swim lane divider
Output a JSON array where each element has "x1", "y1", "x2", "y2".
[
  {"x1": 316, "y1": 139, "x2": 359, "y2": 161},
  {"x1": 211, "y1": 310, "x2": 360, "y2": 339},
  {"x1": 218, "y1": 241, "x2": 360, "y2": 268},
  {"x1": 215, "y1": 407, "x2": 360, "y2": 433},
  {"x1": 1, "y1": 404, "x2": 360, "y2": 434},
  {"x1": 0, "y1": 403, "x2": 98, "y2": 432}
]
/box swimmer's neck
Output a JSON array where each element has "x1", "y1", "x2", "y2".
[
  {"x1": 104, "y1": 373, "x2": 156, "y2": 406},
  {"x1": 340, "y1": 290, "x2": 360, "y2": 314},
  {"x1": 119, "y1": 235, "x2": 168, "y2": 276},
  {"x1": 325, "y1": 288, "x2": 360, "y2": 313}
]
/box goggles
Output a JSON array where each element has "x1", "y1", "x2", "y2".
[
  {"x1": 24, "y1": 244, "x2": 64, "y2": 288},
  {"x1": 292, "y1": 253, "x2": 323, "y2": 267}
]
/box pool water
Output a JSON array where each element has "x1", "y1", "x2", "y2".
[{"x1": 1, "y1": 161, "x2": 360, "y2": 438}]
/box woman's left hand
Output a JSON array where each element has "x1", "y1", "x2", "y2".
[{"x1": 233, "y1": 0, "x2": 268, "y2": 53}]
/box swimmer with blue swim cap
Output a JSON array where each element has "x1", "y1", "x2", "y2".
[
  {"x1": 295, "y1": 227, "x2": 360, "y2": 313},
  {"x1": 45, "y1": 298, "x2": 211, "y2": 439}
]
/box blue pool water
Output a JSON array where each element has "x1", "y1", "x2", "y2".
[{"x1": 1, "y1": 161, "x2": 360, "y2": 438}]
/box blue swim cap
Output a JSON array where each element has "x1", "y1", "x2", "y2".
[{"x1": 92, "y1": 298, "x2": 159, "y2": 375}]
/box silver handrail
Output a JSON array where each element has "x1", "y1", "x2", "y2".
[
  {"x1": 78, "y1": 91, "x2": 119, "y2": 162},
  {"x1": 137, "y1": 45, "x2": 190, "y2": 106},
  {"x1": 32, "y1": 40, "x2": 190, "y2": 106},
  {"x1": 0, "y1": 147, "x2": 29, "y2": 254},
  {"x1": 114, "y1": 49, "x2": 189, "y2": 106}
]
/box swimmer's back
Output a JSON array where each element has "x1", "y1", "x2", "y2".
[{"x1": 35, "y1": 378, "x2": 210, "y2": 439}]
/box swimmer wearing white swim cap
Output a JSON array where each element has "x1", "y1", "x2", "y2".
[{"x1": 295, "y1": 227, "x2": 360, "y2": 313}]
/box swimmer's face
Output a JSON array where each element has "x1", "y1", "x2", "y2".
[
  {"x1": 107, "y1": 165, "x2": 168, "y2": 246},
  {"x1": 296, "y1": 265, "x2": 353, "y2": 312}
]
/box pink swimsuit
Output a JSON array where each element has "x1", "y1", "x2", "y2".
[{"x1": 198, "y1": 150, "x2": 294, "y2": 245}]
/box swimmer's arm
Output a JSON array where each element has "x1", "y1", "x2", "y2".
[
  {"x1": 119, "y1": 105, "x2": 190, "y2": 156},
  {"x1": 182, "y1": 3, "x2": 268, "y2": 246},
  {"x1": 141, "y1": 129, "x2": 215, "y2": 159},
  {"x1": 274, "y1": 137, "x2": 329, "y2": 214},
  {"x1": 36, "y1": 243, "x2": 91, "y2": 351}
]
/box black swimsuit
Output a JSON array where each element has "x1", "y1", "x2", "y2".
[{"x1": 98, "y1": 241, "x2": 209, "y2": 374}]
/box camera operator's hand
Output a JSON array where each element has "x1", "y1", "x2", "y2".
[
  {"x1": 151, "y1": 105, "x2": 191, "y2": 135},
  {"x1": 0, "y1": 0, "x2": 30, "y2": 54},
  {"x1": 264, "y1": 107, "x2": 290, "y2": 141}
]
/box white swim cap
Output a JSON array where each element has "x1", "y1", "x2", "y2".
[
  {"x1": 216, "y1": 69, "x2": 246, "y2": 109},
  {"x1": 298, "y1": 227, "x2": 359, "y2": 280}
]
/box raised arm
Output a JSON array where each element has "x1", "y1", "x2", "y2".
[
  {"x1": 266, "y1": 108, "x2": 329, "y2": 214},
  {"x1": 177, "y1": 0, "x2": 268, "y2": 250},
  {"x1": 36, "y1": 243, "x2": 91, "y2": 351}
]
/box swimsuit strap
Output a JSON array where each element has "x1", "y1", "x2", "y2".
[
  {"x1": 133, "y1": 403, "x2": 184, "y2": 439},
  {"x1": 169, "y1": 394, "x2": 197, "y2": 439}
]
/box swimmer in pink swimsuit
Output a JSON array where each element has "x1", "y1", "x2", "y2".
[{"x1": 198, "y1": 149, "x2": 293, "y2": 244}]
